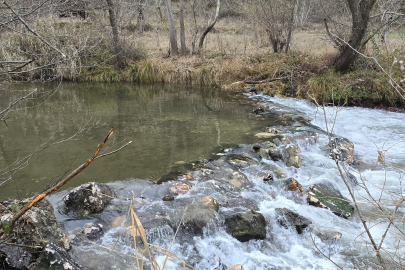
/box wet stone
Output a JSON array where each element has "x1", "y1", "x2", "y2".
[
  {"x1": 286, "y1": 178, "x2": 304, "y2": 195},
  {"x1": 268, "y1": 148, "x2": 283, "y2": 161},
  {"x1": 307, "y1": 183, "x2": 354, "y2": 219},
  {"x1": 63, "y1": 182, "x2": 113, "y2": 216},
  {"x1": 32, "y1": 243, "x2": 84, "y2": 270},
  {"x1": 224, "y1": 211, "x2": 266, "y2": 242},
  {"x1": 276, "y1": 208, "x2": 312, "y2": 234},
  {"x1": 282, "y1": 144, "x2": 301, "y2": 168},
  {"x1": 83, "y1": 223, "x2": 104, "y2": 240},
  {"x1": 0, "y1": 199, "x2": 70, "y2": 269},
  {"x1": 328, "y1": 137, "x2": 354, "y2": 164},
  {"x1": 156, "y1": 171, "x2": 184, "y2": 184}
]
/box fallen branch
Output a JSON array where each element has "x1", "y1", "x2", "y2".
[
  {"x1": 244, "y1": 76, "x2": 288, "y2": 85},
  {"x1": 0, "y1": 126, "x2": 131, "y2": 237}
]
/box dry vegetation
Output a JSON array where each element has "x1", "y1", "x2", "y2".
[{"x1": 1, "y1": 1, "x2": 405, "y2": 108}]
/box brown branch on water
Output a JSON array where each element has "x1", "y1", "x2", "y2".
[
  {"x1": 244, "y1": 76, "x2": 288, "y2": 85},
  {"x1": 0, "y1": 126, "x2": 131, "y2": 237}
]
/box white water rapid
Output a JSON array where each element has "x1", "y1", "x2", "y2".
[{"x1": 52, "y1": 95, "x2": 405, "y2": 270}]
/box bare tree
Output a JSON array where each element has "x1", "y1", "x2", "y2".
[
  {"x1": 165, "y1": 0, "x2": 178, "y2": 56},
  {"x1": 179, "y1": 0, "x2": 187, "y2": 54},
  {"x1": 332, "y1": 0, "x2": 377, "y2": 72},
  {"x1": 198, "y1": 0, "x2": 221, "y2": 49},
  {"x1": 106, "y1": 0, "x2": 124, "y2": 68},
  {"x1": 255, "y1": 0, "x2": 297, "y2": 53}
]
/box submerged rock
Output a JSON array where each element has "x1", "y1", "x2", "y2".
[
  {"x1": 63, "y1": 182, "x2": 113, "y2": 216},
  {"x1": 224, "y1": 211, "x2": 266, "y2": 242},
  {"x1": 307, "y1": 183, "x2": 354, "y2": 219},
  {"x1": 227, "y1": 154, "x2": 259, "y2": 168},
  {"x1": 156, "y1": 171, "x2": 184, "y2": 184},
  {"x1": 316, "y1": 231, "x2": 342, "y2": 243},
  {"x1": 328, "y1": 137, "x2": 354, "y2": 164},
  {"x1": 275, "y1": 208, "x2": 312, "y2": 234},
  {"x1": 174, "y1": 196, "x2": 220, "y2": 235},
  {"x1": 282, "y1": 144, "x2": 301, "y2": 168}
]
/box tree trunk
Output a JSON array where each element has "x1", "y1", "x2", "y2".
[
  {"x1": 334, "y1": 0, "x2": 377, "y2": 72},
  {"x1": 165, "y1": 0, "x2": 178, "y2": 56},
  {"x1": 179, "y1": 0, "x2": 187, "y2": 55},
  {"x1": 138, "y1": 0, "x2": 144, "y2": 33},
  {"x1": 156, "y1": 0, "x2": 162, "y2": 47},
  {"x1": 198, "y1": 0, "x2": 221, "y2": 49},
  {"x1": 190, "y1": 0, "x2": 198, "y2": 56},
  {"x1": 285, "y1": 0, "x2": 298, "y2": 53},
  {"x1": 106, "y1": 0, "x2": 123, "y2": 68}
]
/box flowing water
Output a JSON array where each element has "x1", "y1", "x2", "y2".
[{"x1": 2, "y1": 84, "x2": 405, "y2": 269}]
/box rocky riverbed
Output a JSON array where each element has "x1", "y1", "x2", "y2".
[{"x1": 2, "y1": 91, "x2": 387, "y2": 270}]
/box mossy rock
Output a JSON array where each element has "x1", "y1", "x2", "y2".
[{"x1": 307, "y1": 183, "x2": 354, "y2": 219}]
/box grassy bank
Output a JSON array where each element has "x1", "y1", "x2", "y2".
[{"x1": 1, "y1": 16, "x2": 404, "y2": 109}]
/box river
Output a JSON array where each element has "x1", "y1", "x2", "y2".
[
  {"x1": 2, "y1": 84, "x2": 405, "y2": 269},
  {"x1": 0, "y1": 82, "x2": 263, "y2": 199}
]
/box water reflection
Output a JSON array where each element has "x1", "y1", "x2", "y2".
[{"x1": 0, "y1": 83, "x2": 261, "y2": 199}]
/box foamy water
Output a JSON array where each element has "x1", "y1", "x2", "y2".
[{"x1": 55, "y1": 95, "x2": 405, "y2": 269}]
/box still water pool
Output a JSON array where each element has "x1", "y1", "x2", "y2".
[{"x1": 0, "y1": 83, "x2": 264, "y2": 199}]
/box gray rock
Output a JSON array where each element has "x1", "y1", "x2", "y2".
[
  {"x1": 316, "y1": 231, "x2": 342, "y2": 243},
  {"x1": 275, "y1": 208, "x2": 312, "y2": 234},
  {"x1": 83, "y1": 223, "x2": 104, "y2": 240},
  {"x1": 180, "y1": 196, "x2": 219, "y2": 235},
  {"x1": 282, "y1": 145, "x2": 301, "y2": 168},
  {"x1": 63, "y1": 182, "x2": 113, "y2": 216},
  {"x1": 268, "y1": 148, "x2": 283, "y2": 161},
  {"x1": 227, "y1": 154, "x2": 259, "y2": 168},
  {"x1": 224, "y1": 211, "x2": 266, "y2": 242},
  {"x1": 32, "y1": 243, "x2": 84, "y2": 270},
  {"x1": 307, "y1": 183, "x2": 354, "y2": 219},
  {"x1": 0, "y1": 199, "x2": 71, "y2": 269},
  {"x1": 328, "y1": 137, "x2": 354, "y2": 164}
]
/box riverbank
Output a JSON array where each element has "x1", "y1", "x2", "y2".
[
  {"x1": 75, "y1": 52, "x2": 405, "y2": 109},
  {"x1": 2, "y1": 18, "x2": 404, "y2": 109}
]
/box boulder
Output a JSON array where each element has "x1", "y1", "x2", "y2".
[
  {"x1": 307, "y1": 183, "x2": 354, "y2": 219},
  {"x1": 0, "y1": 199, "x2": 71, "y2": 269},
  {"x1": 275, "y1": 208, "x2": 312, "y2": 234},
  {"x1": 285, "y1": 178, "x2": 304, "y2": 195},
  {"x1": 63, "y1": 182, "x2": 113, "y2": 216},
  {"x1": 328, "y1": 137, "x2": 354, "y2": 164},
  {"x1": 282, "y1": 145, "x2": 301, "y2": 168},
  {"x1": 268, "y1": 148, "x2": 283, "y2": 161},
  {"x1": 172, "y1": 196, "x2": 220, "y2": 235},
  {"x1": 227, "y1": 154, "x2": 259, "y2": 168},
  {"x1": 31, "y1": 243, "x2": 84, "y2": 270},
  {"x1": 224, "y1": 211, "x2": 266, "y2": 242}
]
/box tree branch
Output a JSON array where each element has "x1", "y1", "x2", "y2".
[
  {"x1": 2, "y1": 1, "x2": 66, "y2": 58},
  {"x1": 0, "y1": 126, "x2": 131, "y2": 237}
]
